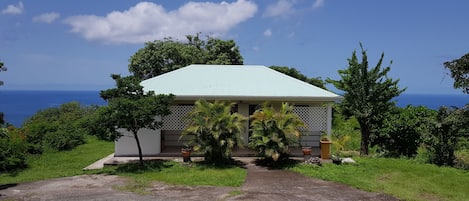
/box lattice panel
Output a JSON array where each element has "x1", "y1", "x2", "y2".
[
  {"x1": 293, "y1": 106, "x2": 327, "y2": 132},
  {"x1": 161, "y1": 105, "x2": 194, "y2": 130}
]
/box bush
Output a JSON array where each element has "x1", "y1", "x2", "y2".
[
  {"x1": 182, "y1": 100, "x2": 246, "y2": 164},
  {"x1": 249, "y1": 102, "x2": 304, "y2": 162},
  {"x1": 0, "y1": 128, "x2": 29, "y2": 171},
  {"x1": 379, "y1": 106, "x2": 436, "y2": 157},
  {"x1": 23, "y1": 102, "x2": 96, "y2": 152}
]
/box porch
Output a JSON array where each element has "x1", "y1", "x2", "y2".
[{"x1": 157, "y1": 146, "x2": 322, "y2": 157}]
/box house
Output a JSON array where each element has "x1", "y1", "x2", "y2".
[{"x1": 114, "y1": 65, "x2": 342, "y2": 156}]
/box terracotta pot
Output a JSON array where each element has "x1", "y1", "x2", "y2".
[
  {"x1": 302, "y1": 147, "x2": 312, "y2": 155},
  {"x1": 181, "y1": 148, "x2": 192, "y2": 162}
]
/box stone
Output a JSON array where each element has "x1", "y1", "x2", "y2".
[{"x1": 341, "y1": 157, "x2": 356, "y2": 164}]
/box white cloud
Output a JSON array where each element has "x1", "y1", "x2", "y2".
[
  {"x1": 264, "y1": 29, "x2": 272, "y2": 37},
  {"x1": 312, "y1": 0, "x2": 325, "y2": 9},
  {"x1": 63, "y1": 0, "x2": 257, "y2": 44},
  {"x1": 2, "y1": 1, "x2": 24, "y2": 15},
  {"x1": 263, "y1": 0, "x2": 294, "y2": 18},
  {"x1": 33, "y1": 12, "x2": 60, "y2": 24}
]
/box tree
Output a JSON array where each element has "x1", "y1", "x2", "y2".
[
  {"x1": 444, "y1": 53, "x2": 469, "y2": 94},
  {"x1": 249, "y1": 102, "x2": 304, "y2": 162},
  {"x1": 100, "y1": 75, "x2": 174, "y2": 165},
  {"x1": 129, "y1": 34, "x2": 243, "y2": 80},
  {"x1": 270, "y1": 66, "x2": 326, "y2": 89},
  {"x1": 327, "y1": 44, "x2": 405, "y2": 155},
  {"x1": 181, "y1": 100, "x2": 246, "y2": 165}
]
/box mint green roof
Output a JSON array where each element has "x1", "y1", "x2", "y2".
[{"x1": 141, "y1": 65, "x2": 341, "y2": 102}]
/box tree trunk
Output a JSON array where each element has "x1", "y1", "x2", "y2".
[
  {"x1": 358, "y1": 120, "x2": 371, "y2": 155},
  {"x1": 132, "y1": 130, "x2": 144, "y2": 167}
]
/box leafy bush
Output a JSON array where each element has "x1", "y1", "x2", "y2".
[
  {"x1": 425, "y1": 107, "x2": 466, "y2": 166},
  {"x1": 378, "y1": 106, "x2": 436, "y2": 157},
  {"x1": 249, "y1": 102, "x2": 304, "y2": 162},
  {"x1": 23, "y1": 102, "x2": 95, "y2": 151},
  {"x1": 182, "y1": 100, "x2": 246, "y2": 164},
  {"x1": 0, "y1": 127, "x2": 29, "y2": 172}
]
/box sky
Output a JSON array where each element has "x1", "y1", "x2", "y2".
[{"x1": 0, "y1": 0, "x2": 468, "y2": 94}]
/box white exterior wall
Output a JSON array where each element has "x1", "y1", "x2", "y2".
[{"x1": 114, "y1": 128, "x2": 161, "y2": 157}]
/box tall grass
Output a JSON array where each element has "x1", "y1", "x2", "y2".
[
  {"x1": 290, "y1": 157, "x2": 469, "y2": 201},
  {"x1": 0, "y1": 136, "x2": 114, "y2": 185}
]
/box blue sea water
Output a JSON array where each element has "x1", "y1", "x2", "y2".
[
  {"x1": 0, "y1": 91, "x2": 468, "y2": 127},
  {"x1": 0, "y1": 90, "x2": 107, "y2": 127}
]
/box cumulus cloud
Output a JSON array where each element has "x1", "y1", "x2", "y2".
[
  {"x1": 33, "y1": 12, "x2": 60, "y2": 24},
  {"x1": 263, "y1": 0, "x2": 294, "y2": 18},
  {"x1": 263, "y1": 29, "x2": 272, "y2": 37},
  {"x1": 2, "y1": 1, "x2": 24, "y2": 15},
  {"x1": 63, "y1": 0, "x2": 257, "y2": 44},
  {"x1": 312, "y1": 0, "x2": 325, "y2": 9}
]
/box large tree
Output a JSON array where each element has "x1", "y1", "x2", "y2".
[
  {"x1": 129, "y1": 34, "x2": 243, "y2": 80},
  {"x1": 327, "y1": 44, "x2": 405, "y2": 155},
  {"x1": 444, "y1": 53, "x2": 469, "y2": 94},
  {"x1": 100, "y1": 75, "x2": 174, "y2": 165},
  {"x1": 269, "y1": 66, "x2": 326, "y2": 89}
]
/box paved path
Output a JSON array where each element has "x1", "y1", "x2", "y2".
[
  {"x1": 227, "y1": 157, "x2": 398, "y2": 201},
  {"x1": 1, "y1": 157, "x2": 398, "y2": 201}
]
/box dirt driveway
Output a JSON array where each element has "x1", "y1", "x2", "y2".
[{"x1": 0, "y1": 158, "x2": 398, "y2": 201}]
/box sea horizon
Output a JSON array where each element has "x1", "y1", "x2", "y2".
[{"x1": 1, "y1": 90, "x2": 468, "y2": 127}]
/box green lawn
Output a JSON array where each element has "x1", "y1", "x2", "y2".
[
  {"x1": 0, "y1": 136, "x2": 114, "y2": 185},
  {"x1": 289, "y1": 157, "x2": 469, "y2": 201},
  {"x1": 96, "y1": 160, "x2": 246, "y2": 193}
]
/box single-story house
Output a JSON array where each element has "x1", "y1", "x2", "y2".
[{"x1": 115, "y1": 64, "x2": 342, "y2": 156}]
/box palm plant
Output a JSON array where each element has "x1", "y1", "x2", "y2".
[
  {"x1": 249, "y1": 102, "x2": 305, "y2": 162},
  {"x1": 181, "y1": 100, "x2": 246, "y2": 164}
]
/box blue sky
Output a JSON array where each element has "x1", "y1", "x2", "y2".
[{"x1": 0, "y1": 0, "x2": 468, "y2": 94}]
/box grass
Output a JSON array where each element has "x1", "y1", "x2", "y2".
[
  {"x1": 289, "y1": 157, "x2": 469, "y2": 201},
  {"x1": 0, "y1": 136, "x2": 114, "y2": 185},
  {"x1": 95, "y1": 160, "x2": 247, "y2": 193}
]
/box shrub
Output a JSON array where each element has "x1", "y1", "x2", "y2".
[
  {"x1": 0, "y1": 128, "x2": 29, "y2": 171},
  {"x1": 379, "y1": 106, "x2": 436, "y2": 157},
  {"x1": 182, "y1": 100, "x2": 246, "y2": 165},
  {"x1": 249, "y1": 102, "x2": 304, "y2": 162},
  {"x1": 23, "y1": 102, "x2": 96, "y2": 152}
]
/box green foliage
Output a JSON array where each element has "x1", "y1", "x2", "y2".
[
  {"x1": 378, "y1": 106, "x2": 436, "y2": 157},
  {"x1": 425, "y1": 106, "x2": 468, "y2": 166},
  {"x1": 331, "y1": 106, "x2": 361, "y2": 153},
  {"x1": 100, "y1": 74, "x2": 174, "y2": 165},
  {"x1": 81, "y1": 106, "x2": 116, "y2": 141},
  {"x1": 22, "y1": 102, "x2": 94, "y2": 152},
  {"x1": 249, "y1": 102, "x2": 304, "y2": 162},
  {"x1": 182, "y1": 100, "x2": 246, "y2": 165},
  {"x1": 129, "y1": 34, "x2": 243, "y2": 80},
  {"x1": 0, "y1": 128, "x2": 28, "y2": 172},
  {"x1": 0, "y1": 136, "x2": 113, "y2": 185},
  {"x1": 290, "y1": 157, "x2": 469, "y2": 201},
  {"x1": 444, "y1": 53, "x2": 469, "y2": 94},
  {"x1": 269, "y1": 66, "x2": 326, "y2": 89},
  {"x1": 327, "y1": 43, "x2": 405, "y2": 155}
]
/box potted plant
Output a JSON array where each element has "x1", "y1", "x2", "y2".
[
  {"x1": 181, "y1": 146, "x2": 192, "y2": 162},
  {"x1": 320, "y1": 134, "x2": 332, "y2": 159},
  {"x1": 331, "y1": 155, "x2": 342, "y2": 165}
]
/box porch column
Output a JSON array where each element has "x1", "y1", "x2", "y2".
[
  {"x1": 326, "y1": 103, "x2": 332, "y2": 138},
  {"x1": 238, "y1": 103, "x2": 250, "y2": 146}
]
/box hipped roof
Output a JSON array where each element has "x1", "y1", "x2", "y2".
[{"x1": 141, "y1": 65, "x2": 342, "y2": 102}]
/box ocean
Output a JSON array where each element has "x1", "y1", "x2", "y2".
[{"x1": 0, "y1": 90, "x2": 468, "y2": 127}]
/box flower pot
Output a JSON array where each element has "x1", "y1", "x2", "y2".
[
  {"x1": 181, "y1": 148, "x2": 192, "y2": 162},
  {"x1": 320, "y1": 140, "x2": 332, "y2": 159},
  {"x1": 302, "y1": 147, "x2": 312, "y2": 155}
]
